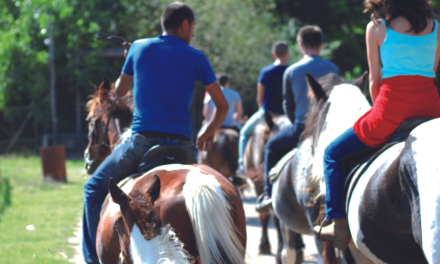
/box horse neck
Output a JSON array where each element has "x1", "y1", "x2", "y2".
[
  {"x1": 309, "y1": 84, "x2": 371, "y2": 187},
  {"x1": 129, "y1": 225, "x2": 190, "y2": 264}
]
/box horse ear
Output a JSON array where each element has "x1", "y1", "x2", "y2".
[
  {"x1": 102, "y1": 76, "x2": 112, "y2": 90},
  {"x1": 146, "y1": 174, "x2": 161, "y2": 202},
  {"x1": 352, "y1": 71, "x2": 369, "y2": 94},
  {"x1": 306, "y1": 73, "x2": 326, "y2": 101},
  {"x1": 109, "y1": 178, "x2": 129, "y2": 211},
  {"x1": 265, "y1": 110, "x2": 275, "y2": 130}
]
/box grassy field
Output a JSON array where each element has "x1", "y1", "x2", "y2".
[{"x1": 0, "y1": 155, "x2": 86, "y2": 264}]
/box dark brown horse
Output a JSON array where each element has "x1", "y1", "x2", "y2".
[
  {"x1": 84, "y1": 77, "x2": 133, "y2": 174},
  {"x1": 101, "y1": 164, "x2": 247, "y2": 264},
  {"x1": 199, "y1": 128, "x2": 244, "y2": 184},
  {"x1": 242, "y1": 112, "x2": 291, "y2": 262}
]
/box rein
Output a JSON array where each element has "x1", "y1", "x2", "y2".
[{"x1": 96, "y1": 96, "x2": 119, "y2": 148}]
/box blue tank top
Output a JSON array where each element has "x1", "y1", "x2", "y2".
[{"x1": 380, "y1": 18, "x2": 438, "y2": 79}]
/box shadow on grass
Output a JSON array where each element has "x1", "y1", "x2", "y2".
[{"x1": 0, "y1": 177, "x2": 11, "y2": 220}]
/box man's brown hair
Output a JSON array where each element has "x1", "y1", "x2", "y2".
[
  {"x1": 216, "y1": 73, "x2": 229, "y2": 87},
  {"x1": 297, "y1": 26, "x2": 323, "y2": 49},
  {"x1": 272, "y1": 41, "x2": 288, "y2": 58},
  {"x1": 161, "y1": 2, "x2": 195, "y2": 32}
]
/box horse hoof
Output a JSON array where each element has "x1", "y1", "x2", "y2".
[{"x1": 259, "y1": 243, "x2": 271, "y2": 255}]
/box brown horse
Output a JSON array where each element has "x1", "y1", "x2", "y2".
[
  {"x1": 101, "y1": 164, "x2": 247, "y2": 264},
  {"x1": 242, "y1": 112, "x2": 290, "y2": 262},
  {"x1": 85, "y1": 78, "x2": 247, "y2": 263},
  {"x1": 199, "y1": 127, "x2": 244, "y2": 184},
  {"x1": 84, "y1": 77, "x2": 133, "y2": 174}
]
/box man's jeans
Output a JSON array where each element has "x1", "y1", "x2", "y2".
[
  {"x1": 238, "y1": 108, "x2": 265, "y2": 172},
  {"x1": 82, "y1": 133, "x2": 196, "y2": 264},
  {"x1": 264, "y1": 122, "x2": 304, "y2": 197}
]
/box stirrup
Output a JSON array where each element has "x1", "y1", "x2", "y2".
[{"x1": 315, "y1": 217, "x2": 331, "y2": 240}]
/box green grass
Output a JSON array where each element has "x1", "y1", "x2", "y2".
[{"x1": 0, "y1": 155, "x2": 87, "y2": 264}]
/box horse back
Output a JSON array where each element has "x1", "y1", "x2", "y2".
[
  {"x1": 348, "y1": 141, "x2": 427, "y2": 264},
  {"x1": 97, "y1": 164, "x2": 246, "y2": 262}
]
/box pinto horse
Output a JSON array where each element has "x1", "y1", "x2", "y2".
[
  {"x1": 85, "y1": 78, "x2": 247, "y2": 263},
  {"x1": 84, "y1": 77, "x2": 133, "y2": 174},
  {"x1": 242, "y1": 112, "x2": 291, "y2": 262},
  {"x1": 273, "y1": 73, "x2": 440, "y2": 264},
  {"x1": 102, "y1": 164, "x2": 247, "y2": 264}
]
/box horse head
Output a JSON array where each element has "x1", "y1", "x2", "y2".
[
  {"x1": 84, "y1": 77, "x2": 133, "y2": 174},
  {"x1": 108, "y1": 176, "x2": 185, "y2": 264}
]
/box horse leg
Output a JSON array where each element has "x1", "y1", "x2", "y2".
[
  {"x1": 322, "y1": 241, "x2": 338, "y2": 264},
  {"x1": 279, "y1": 222, "x2": 304, "y2": 264},
  {"x1": 259, "y1": 212, "x2": 271, "y2": 254},
  {"x1": 272, "y1": 213, "x2": 283, "y2": 264}
]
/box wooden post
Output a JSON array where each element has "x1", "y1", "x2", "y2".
[{"x1": 48, "y1": 11, "x2": 58, "y2": 134}]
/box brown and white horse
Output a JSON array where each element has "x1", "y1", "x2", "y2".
[
  {"x1": 273, "y1": 73, "x2": 440, "y2": 264},
  {"x1": 85, "y1": 78, "x2": 247, "y2": 263},
  {"x1": 101, "y1": 164, "x2": 247, "y2": 264}
]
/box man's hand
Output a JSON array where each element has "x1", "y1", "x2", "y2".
[
  {"x1": 196, "y1": 124, "x2": 216, "y2": 151},
  {"x1": 122, "y1": 42, "x2": 132, "y2": 58},
  {"x1": 196, "y1": 81, "x2": 228, "y2": 150}
]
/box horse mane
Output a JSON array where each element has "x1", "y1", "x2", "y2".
[
  {"x1": 86, "y1": 80, "x2": 133, "y2": 122},
  {"x1": 303, "y1": 74, "x2": 344, "y2": 151},
  {"x1": 302, "y1": 73, "x2": 371, "y2": 198}
]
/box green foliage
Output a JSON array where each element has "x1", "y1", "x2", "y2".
[
  {"x1": 0, "y1": 155, "x2": 86, "y2": 263},
  {"x1": 186, "y1": 0, "x2": 299, "y2": 96}
]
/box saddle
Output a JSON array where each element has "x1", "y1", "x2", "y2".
[
  {"x1": 115, "y1": 144, "x2": 192, "y2": 188},
  {"x1": 344, "y1": 117, "x2": 433, "y2": 213},
  {"x1": 137, "y1": 144, "x2": 192, "y2": 173}
]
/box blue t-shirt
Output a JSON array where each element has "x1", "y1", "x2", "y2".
[
  {"x1": 122, "y1": 35, "x2": 216, "y2": 139},
  {"x1": 204, "y1": 87, "x2": 242, "y2": 127},
  {"x1": 283, "y1": 56, "x2": 340, "y2": 123},
  {"x1": 257, "y1": 64, "x2": 288, "y2": 114}
]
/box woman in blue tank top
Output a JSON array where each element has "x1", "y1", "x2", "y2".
[{"x1": 315, "y1": 0, "x2": 440, "y2": 250}]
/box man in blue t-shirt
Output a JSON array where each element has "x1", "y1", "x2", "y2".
[
  {"x1": 203, "y1": 73, "x2": 242, "y2": 132},
  {"x1": 237, "y1": 41, "x2": 289, "y2": 174},
  {"x1": 81, "y1": 3, "x2": 228, "y2": 264},
  {"x1": 256, "y1": 26, "x2": 340, "y2": 212}
]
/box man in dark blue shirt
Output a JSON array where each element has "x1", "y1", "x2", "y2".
[
  {"x1": 256, "y1": 26, "x2": 340, "y2": 212},
  {"x1": 237, "y1": 41, "x2": 289, "y2": 174},
  {"x1": 81, "y1": 3, "x2": 228, "y2": 263}
]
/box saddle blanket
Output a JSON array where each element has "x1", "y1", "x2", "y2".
[{"x1": 268, "y1": 148, "x2": 298, "y2": 184}]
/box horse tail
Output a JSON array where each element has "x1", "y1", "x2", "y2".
[
  {"x1": 216, "y1": 130, "x2": 238, "y2": 175},
  {"x1": 182, "y1": 169, "x2": 245, "y2": 264}
]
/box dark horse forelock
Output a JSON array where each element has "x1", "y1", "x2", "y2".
[
  {"x1": 128, "y1": 191, "x2": 162, "y2": 240},
  {"x1": 303, "y1": 74, "x2": 344, "y2": 152}
]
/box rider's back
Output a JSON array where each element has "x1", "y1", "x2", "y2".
[
  {"x1": 123, "y1": 35, "x2": 216, "y2": 139},
  {"x1": 283, "y1": 56, "x2": 340, "y2": 124},
  {"x1": 380, "y1": 18, "x2": 438, "y2": 79},
  {"x1": 205, "y1": 88, "x2": 241, "y2": 128}
]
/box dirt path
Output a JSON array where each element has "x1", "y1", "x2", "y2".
[{"x1": 68, "y1": 195, "x2": 318, "y2": 264}]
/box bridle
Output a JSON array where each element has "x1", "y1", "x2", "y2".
[
  {"x1": 85, "y1": 96, "x2": 120, "y2": 173},
  {"x1": 96, "y1": 96, "x2": 120, "y2": 148}
]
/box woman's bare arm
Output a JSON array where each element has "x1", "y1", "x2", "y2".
[{"x1": 366, "y1": 21, "x2": 385, "y2": 104}]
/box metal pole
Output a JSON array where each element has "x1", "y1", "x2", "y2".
[{"x1": 48, "y1": 12, "x2": 58, "y2": 134}]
